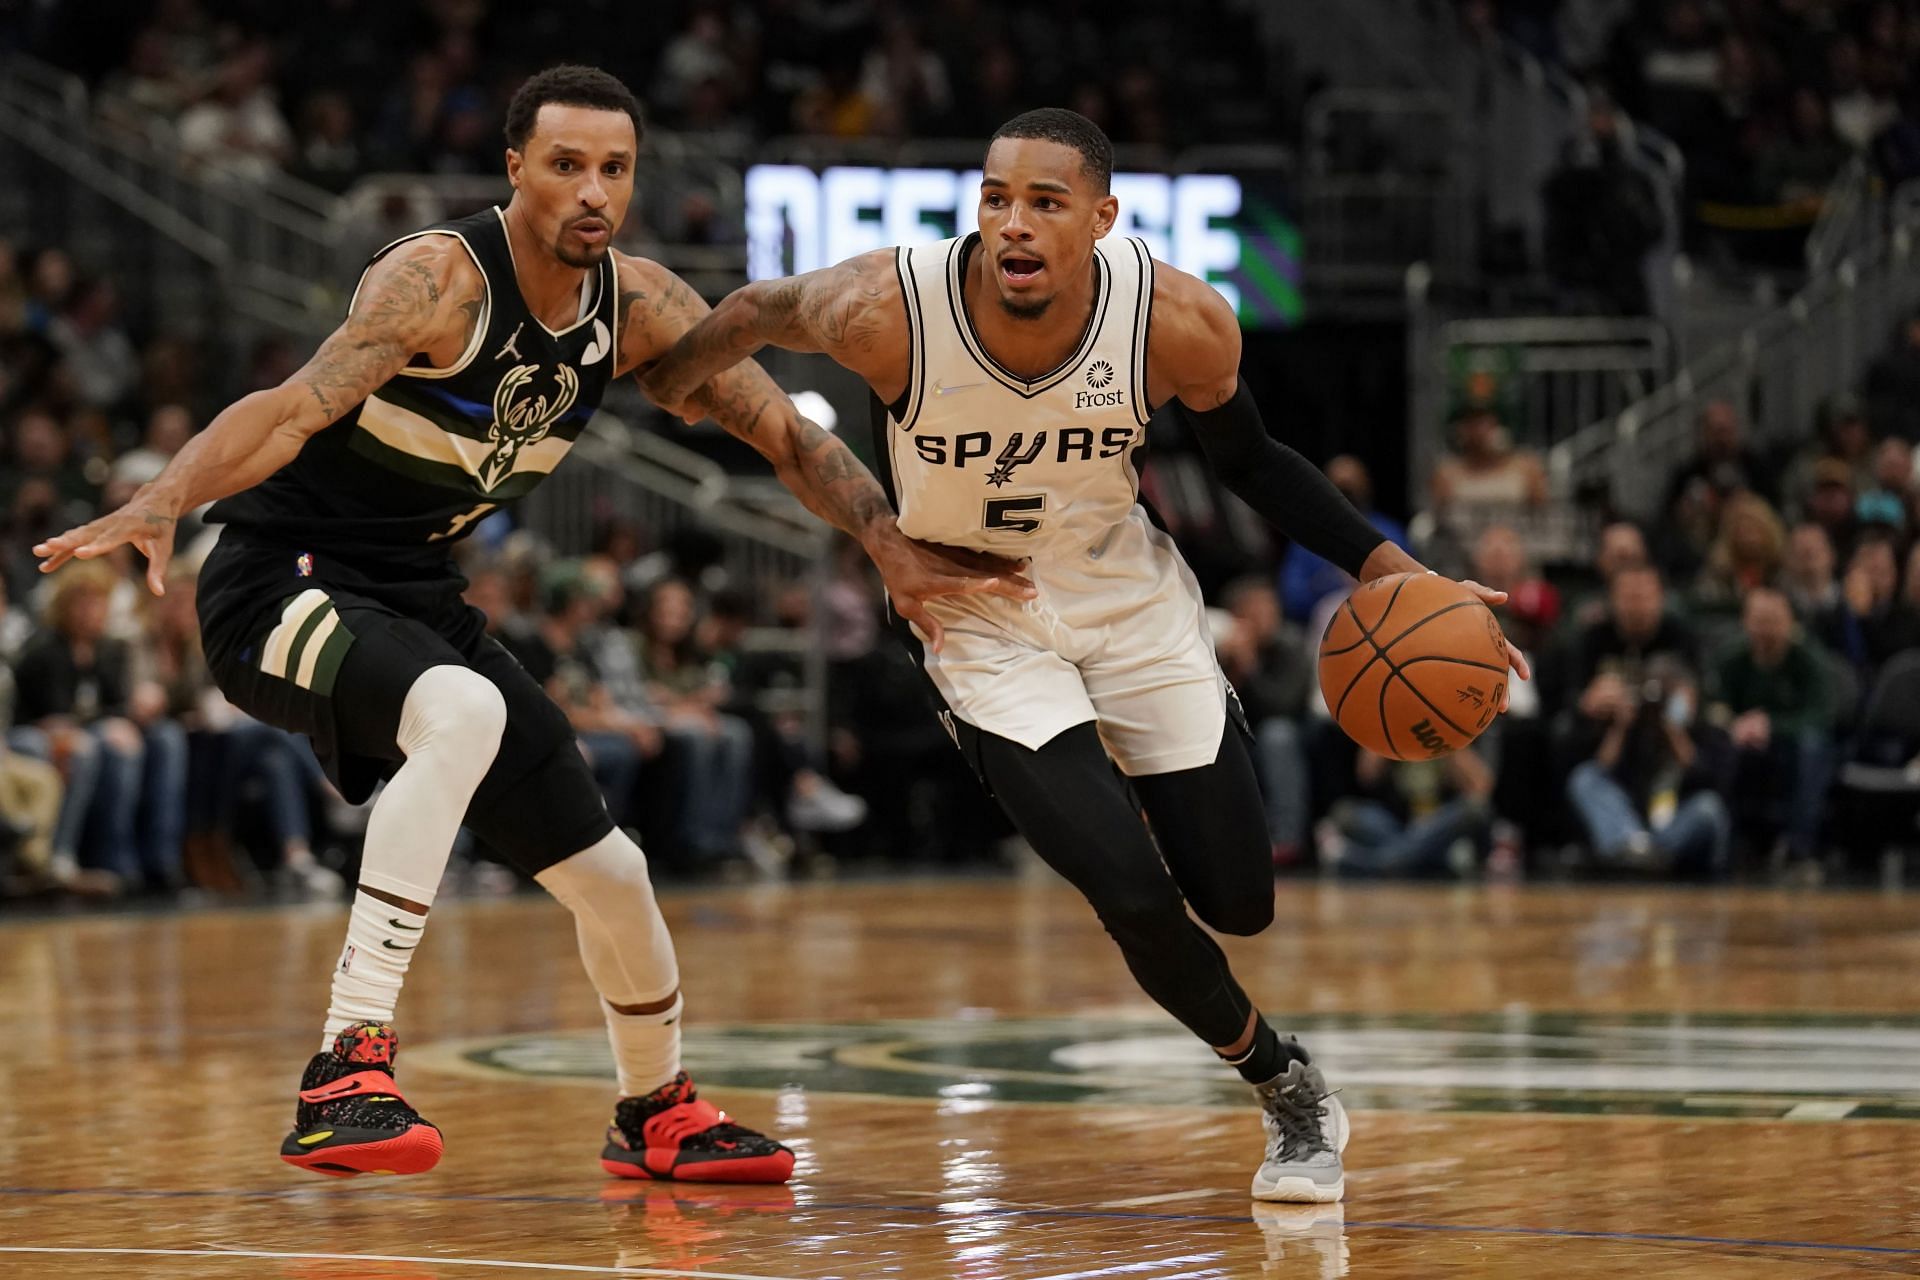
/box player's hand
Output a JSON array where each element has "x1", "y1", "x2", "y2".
[
  {"x1": 871, "y1": 533, "x2": 1037, "y2": 653},
  {"x1": 1454, "y1": 577, "x2": 1534, "y2": 688},
  {"x1": 33, "y1": 500, "x2": 178, "y2": 595}
]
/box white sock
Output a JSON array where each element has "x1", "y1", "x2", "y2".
[
  {"x1": 606, "y1": 995, "x2": 684, "y2": 1097},
  {"x1": 323, "y1": 889, "x2": 428, "y2": 1048},
  {"x1": 534, "y1": 828, "x2": 683, "y2": 1098},
  {"x1": 318, "y1": 665, "x2": 506, "y2": 1051}
]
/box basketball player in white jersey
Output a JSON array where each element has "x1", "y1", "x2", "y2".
[{"x1": 644, "y1": 109, "x2": 1527, "y2": 1202}]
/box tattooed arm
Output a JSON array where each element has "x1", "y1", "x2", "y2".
[
  {"x1": 35, "y1": 237, "x2": 481, "y2": 593},
  {"x1": 615, "y1": 254, "x2": 1032, "y2": 649},
  {"x1": 637, "y1": 249, "x2": 910, "y2": 412}
]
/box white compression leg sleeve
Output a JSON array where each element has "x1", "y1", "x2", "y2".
[
  {"x1": 323, "y1": 665, "x2": 507, "y2": 1047},
  {"x1": 536, "y1": 827, "x2": 683, "y2": 1096}
]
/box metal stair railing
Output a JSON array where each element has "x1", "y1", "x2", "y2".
[
  {"x1": 0, "y1": 53, "x2": 339, "y2": 336},
  {"x1": 1555, "y1": 187, "x2": 1920, "y2": 520}
]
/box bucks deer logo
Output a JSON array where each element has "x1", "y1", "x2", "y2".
[{"x1": 483, "y1": 364, "x2": 578, "y2": 491}]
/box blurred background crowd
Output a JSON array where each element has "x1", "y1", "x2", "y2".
[{"x1": 1, "y1": 0, "x2": 1919, "y2": 910}]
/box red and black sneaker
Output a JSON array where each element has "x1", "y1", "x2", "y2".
[
  {"x1": 280, "y1": 1022, "x2": 443, "y2": 1178},
  {"x1": 600, "y1": 1072, "x2": 794, "y2": 1184}
]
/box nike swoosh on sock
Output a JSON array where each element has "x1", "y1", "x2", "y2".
[{"x1": 388, "y1": 918, "x2": 425, "y2": 931}]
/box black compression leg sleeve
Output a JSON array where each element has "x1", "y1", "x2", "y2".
[
  {"x1": 1132, "y1": 724, "x2": 1276, "y2": 938},
  {"x1": 973, "y1": 721, "x2": 1255, "y2": 1047}
]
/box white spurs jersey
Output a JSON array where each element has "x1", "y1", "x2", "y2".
[{"x1": 876, "y1": 233, "x2": 1155, "y2": 557}]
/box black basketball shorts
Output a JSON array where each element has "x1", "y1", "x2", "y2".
[{"x1": 196, "y1": 530, "x2": 613, "y2": 874}]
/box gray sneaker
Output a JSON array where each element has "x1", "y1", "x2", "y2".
[{"x1": 1251, "y1": 1059, "x2": 1349, "y2": 1203}]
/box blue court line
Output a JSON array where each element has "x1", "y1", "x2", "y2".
[{"x1": 0, "y1": 1185, "x2": 1914, "y2": 1259}]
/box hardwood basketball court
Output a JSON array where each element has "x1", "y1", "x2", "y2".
[{"x1": 3, "y1": 878, "x2": 1917, "y2": 1277}]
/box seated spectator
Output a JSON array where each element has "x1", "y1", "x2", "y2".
[
  {"x1": 145, "y1": 565, "x2": 336, "y2": 896},
  {"x1": 1712, "y1": 586, "x2": 1835, "y2": 869},
  {"x1": 175, "y1": 39, "x2": 294, "y2": 182},
  {"x1": 8, "y1": 565, "x2": 182, "y2": 893},
  {"x1": 639, "y1": 578, "x2": 754, "y2": 867},
  {"x1": 1278, "y1": 456, "x2": 1409, "y2": 621},
  {"x1": 47, "y1": 279, "x2": 140, "y2": 412},
  {"x1": 1214, "y1": 577, "x2": 1314, "y2": 863},
  {"x1": 1812, "y1": 528, "x2": 1920, "y2": 698},
  {"x1": 1691, "y1": 491, "x2": 1785, "y2": 618},
  {"x1": 1567, "y1": 519, "x2": 1653, "y2": 629},
  {"x1": 1802, "y1": 457, "x2": 1861, "y2": 567},
  {"x1": 1428, "y1": 405, "x2": 1548, "y2": 557},
  {"x1": 499, "y1": 562, "x2": 660, "y2": 830},
  {"x1": 1752, "y1": 88, "x2": 1850, "y2": 208},
  {"x1": 1782, "y1": 520, "x2": 1841, "y2": 619},
  {"x1": 1560, "y1": 565, "x2": 1727, "y2": 874},
  {"x1": 1783, "y1": 395, "x2": 1875, "y2": 521},
  {"x1": 699, "y1": 588, "x2": 866, "y2": 840},
  {"x1": 1663, "y1": 400, "x2": 1774, "y2": 576},
  {"x1": 1468, "y1": 524, "x2": 1555, "y2": 712},
  {"x1": 293, "y1": 91, "x2": 363, "y2": 194},
  {"x1": 109, "y1": 403, "x2": 195, "y2": 495},
  {"x1": 1317, "y1": 743, "x2": 1497, "y2": 880},
  {"x1": 1856, "y1": 437, "x2": 1917, "y2": 539},
  {"x1": 1864, "y1": 309, "x2": 1920, "y2": 443},
  {"x1": 0, "y1": 738, "x2": 71, "y2": 896}
]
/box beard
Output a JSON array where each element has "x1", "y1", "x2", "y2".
[
  {"x1": 554, "y1": 237, "x2": 608, "y2": 269},
  {"x1": 998, "y1": 291, "x2": 1053, "y2": 320}
]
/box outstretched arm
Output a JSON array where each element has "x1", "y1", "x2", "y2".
[
  {"x1": 1153, "y1": 267, "x2": 1531, "y2": 684},
  {"x1": 35, "y1": 239, "x2": 476, "y2": 593},
  {"x1": 615, "y1": 256, "x2": 1032, "y2": 650},
  {"x1": 637, "y1": 249, "x2": 903, "y2": 413}
]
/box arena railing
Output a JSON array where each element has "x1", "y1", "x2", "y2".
[
  {"x1": 0, "y1": 53, "x2": 336, "y2": 336},
  {"x1": 1553, "y1": 185, "x2": 1920, "y2": 521}
]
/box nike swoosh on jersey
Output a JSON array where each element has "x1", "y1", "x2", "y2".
[
  {"x1": 932, "y1": 380, "x2": 984, "y2": 396},
  {"x1": 581, "y1": 318, "x2": 613, "y2": 366}
]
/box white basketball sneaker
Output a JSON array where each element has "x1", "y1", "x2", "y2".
[{"x1": 1250, "y1": 1058, "x2": 1349, "y2": 1203}]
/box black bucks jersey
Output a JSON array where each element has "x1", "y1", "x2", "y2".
[
  {"x1": 874, "y1": 232, "x2": 1154, "y2": 557},
  {"x1": 206, "y1": 206, "x2": 618, "y2": 561}
]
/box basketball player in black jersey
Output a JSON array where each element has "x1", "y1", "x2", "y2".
[
  {"x1": 35, "y1": 66, "x2": 1032, "y2": 1184},
  {"x1": 645, "y1": 109, "x2": 1529, "y2": 1202}
]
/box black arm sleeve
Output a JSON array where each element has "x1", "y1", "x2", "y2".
[{"x1": 1179, "y1": 381, "x2": 1387, "y2": 577}]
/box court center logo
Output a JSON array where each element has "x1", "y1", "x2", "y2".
[
  {"x1": 412, "y1": 1012, "x2": 1920, "y2": 1122},
  {"x1": 483, "y1": 363, "x2": 579, "y2": 491}
]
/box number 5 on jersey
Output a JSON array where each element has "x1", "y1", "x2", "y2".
[{"x1": 984, "y1": 494, "x2": 1046, "y2": 535}]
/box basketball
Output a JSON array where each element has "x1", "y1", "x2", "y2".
[{"x1": 1318, "y1": 572, "x2": 1510, "y2": 760}]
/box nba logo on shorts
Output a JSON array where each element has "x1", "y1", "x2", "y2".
[
  {"x1": 296, "y1": 552, "x2": 314, "y2": 578},
  {"x1": 338, "y1": 943, "x2": 356, "y2": 974}
]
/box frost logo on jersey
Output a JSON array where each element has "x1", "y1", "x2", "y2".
[
  {"x1": 1075, "y1": 359, "x2": 1126, "y2": 410},
  {"x1": 483, "y1": 363, "x2": 579, "y2": 491},
  {"x1": 986, "y1": 432, "x2": 1047, "y2": 488}
]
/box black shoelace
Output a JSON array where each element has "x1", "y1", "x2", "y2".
[{"x1": 1265, "y1": 1084, "x2": 1334, "y2": 1159}]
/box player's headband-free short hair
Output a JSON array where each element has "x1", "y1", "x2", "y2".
[
  {"x1": 505, "y1": 64, "x2": 645, "y2": 152},
  {"x1": 989, "y1": 108, "x2": 1114, "y2": 193}
]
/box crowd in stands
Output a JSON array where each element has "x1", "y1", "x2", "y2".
[
  {"x1": 6, "y1": 194, "x2": 1920, "y2": 909},
  {"x1": 5, "y1": 0, "x2": 1277, "y2": 194},
  {"x1": 1484, "y1": 0, "x2": 1920, "y2": 266}
]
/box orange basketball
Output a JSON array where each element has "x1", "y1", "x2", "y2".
[{"x1": 1317, "y1": 572, "x2": 1509, "y2": 761}]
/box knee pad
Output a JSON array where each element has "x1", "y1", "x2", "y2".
[
  {"x1": 536, "y1": 827, "x2": 679, "y2": 1006},
  {"x1": 398, "y1": 665, "x2": 507, "y2": 760}
]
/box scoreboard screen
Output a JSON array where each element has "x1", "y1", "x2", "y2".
[{"x1": 744, "y1": 164, "x2": 1302, "y2": 328}]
